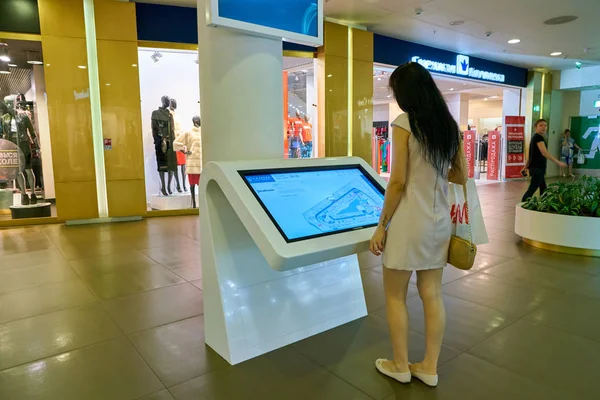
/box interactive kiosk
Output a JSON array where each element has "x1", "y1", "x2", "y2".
[{"x1": 200, "y1": 157, "x2": 386, "y2": 364}]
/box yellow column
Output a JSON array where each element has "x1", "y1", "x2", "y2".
[
  {"x1": 94, "y1": 0, "x2": 146, "y2": 217},
  {"x1": 317, "y1": 22, "x2": 348, "y2": 158},
  {"x1": 350, "y1": 28, "x2": 374, "y2": 162},
  {"x1": 317, "y1": 23, "x2": 373, "y2": 161},
  {"x1": 38, "y1": 0, "x2": 99, "y2": 220}
]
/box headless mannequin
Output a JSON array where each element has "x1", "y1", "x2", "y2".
[
  {"x1": 189, "y1": 116, "x2": 201, "y2": 208},
  {"x1": 151, "y1": 95, "x2": 174, "y2": 196},
  {"x1": 1, "y1": 98, "x2": 38, "y2": 205},
  {"x1": 169, "y1": 98, "x2": 184, "y2": 192}
]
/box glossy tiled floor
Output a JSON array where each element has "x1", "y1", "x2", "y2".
[{"x1": 0, "y1": 181, "x2": 599, "y2": 399}]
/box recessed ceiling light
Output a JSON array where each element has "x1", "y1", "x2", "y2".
[
  {"x1": 26, "y1": 51, "x2": 42, "y2": 65},
  {"x1": 508, "y1": 39, "x2": 521, "y2": 44},
  {"x1": 7, "y1": 63, "x2": 16, "y2": 67},
  {"x1": 78, "y1": 65, "x2": 87, "y2": 69},
  {"x1": 544, "y1": 16, "x2": 578, "y2": 25},
  {"x1": 450, "y1": 88, "x2": 454, "y2": 91},
  {"x1": 550, "y1": 52, "x2": 562, "y2": 56},
  {"x1": 449, "y1": 21, "x2": 464, "y2": 26},
  {"x1": 377, "y1": 77, "x2": 382, "y2": 81},
  {"x1": 484, "y1": 98, "x2": 488, "y2": 101}
]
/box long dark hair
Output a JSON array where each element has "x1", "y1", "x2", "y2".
[{"x1": 389, "y1": 62, "x2": 461, "y2": 177}]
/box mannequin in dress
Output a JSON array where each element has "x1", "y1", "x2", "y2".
[
  {"x1": 174, "y1": 116, "x2": 202, "y2": 208},
  {"x1": 169, "y1": 98, "x2": 185, "y2": 192},
  {"x1": 151, "y1": 95, "x2": 175, "y2": 196},
  {"x1": 1, "y1": 96, "x2": 39, "y2": 205}
]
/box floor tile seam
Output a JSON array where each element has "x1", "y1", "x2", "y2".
[
  {"x1": 0, "y1": 334, "x2": 127, "y2": 376},
  {"x1": 481, "y1": 260, "x2": 597, "y2": 284},
  {"x1": 270, "y1": 345, "x2": 380, "y2": 400},
  {"x1": 99, "y1": 281, "x2": 201, "y2": 305},
  {"x1": 365, "y1": 312, "x2": 464, "y2": 362},
  {"x1": 459, "y1": 350, "x2": 577, "y2": 399},
  {"x1": 476, "y1": 249, "x2": 520, "y2": 260},
  {"x1": 67, "y1": 260, "x2": 164, "y2": 280},
  {"x1": 0, "y1": 274, "x2": 82, "y2": 297},
  {"x1": 0, "y1": 294, "x2": 99, "y2": 326},
  {"x1": 96, "y1": 295, "x2": 170, "y2": 391},
  {"x1": 159, "y1": 264, "x2": 200, "y2": 282},
  {"x1": 443, "y1": 291, "x2": 566, "y2": 326},
  {"x1": 122, "y1": 313, "x2": 205, "y2": 336},
  {"x1": 0, "y1": 246, "x2": 61, "y2": 259},
  {"x1": 0, "y1": 258, "x2": 72, "y2": 272},
  {"x1": 65, "y1": 248, "x2": 153, "y2": 264},
  {"x1": 512, "y1": 314, "x2": 600, "y2": 346},
  {"x1": 90, "y1": 279, "x2": 190, "y2": 302},
  {"x1": 0, "y1": 301, "x2": 110, "y2": 331}
]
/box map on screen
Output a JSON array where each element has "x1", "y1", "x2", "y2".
[{"x1": 240, "y1": 166, "x2": 384, "y2": 242}]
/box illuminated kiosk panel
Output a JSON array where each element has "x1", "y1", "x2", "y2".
[{"x1": 200, "y1": 157, "x2": 385, "y2": 365}]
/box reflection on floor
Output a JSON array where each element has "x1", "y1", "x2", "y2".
[{"x1": 0, "y1": 180, "x2": 599, "y2": 399}]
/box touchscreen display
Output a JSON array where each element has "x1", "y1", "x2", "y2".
[{"x1": 240, "y1": 166, "x2": 384, "y2": 242}]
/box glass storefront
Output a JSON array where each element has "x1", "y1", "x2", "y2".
[
  {"x1": 0, "y1": 39, "x2": 54, "y2": 220},
  {"x1": 283, "y1": 56, "x2": 318, "y2": 159},
  {"x1": 138, "y1": 48, "x2": 201, "y2": 212},
  {"x1": 138, "y1": 49, "x2": 320, "y2": 212},
  {"x1": 373, "y1": 64, "x2": 522, "y2": 182}
]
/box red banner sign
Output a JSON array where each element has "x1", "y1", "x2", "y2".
[
  {"x1": 504, "y1": 116, "x2": 525, "y2": 179},
  {"x1": 487, "y1": 130, "x2": 501, "y2": 180},
  {"x1": 463, "y1": 130, "x2": 476, "y2": 178}
]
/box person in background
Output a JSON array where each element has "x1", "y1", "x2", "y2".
[
  {"x1": 560, "y1": 129, "x2": 581, "y2": 177},
  {"x1": 370, "y1": 62, "x2": 467, "y2": 388},
  {"x1": 521, "y1": 119, "x2": 566, "y2": 202}
]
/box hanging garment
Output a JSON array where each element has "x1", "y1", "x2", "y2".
[{"x1": 173, "y1": 126, "x2": 202, "y2": 175}]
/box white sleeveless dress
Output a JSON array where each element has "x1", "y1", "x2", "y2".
[{"x1": 383, "y1": 113, "x2": 452, "y2": 271}]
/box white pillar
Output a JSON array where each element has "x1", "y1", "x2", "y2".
[
  {"x1": 198, "y1": 18, "x2": 284, "y2": 163},
  {"x1": 446, "y1": 93, "x2": 469, "y2": 130}
]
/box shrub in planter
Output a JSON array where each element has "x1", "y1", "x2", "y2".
[{"x1": 522, "y1": 176, "x2": 600, "y2": 217}]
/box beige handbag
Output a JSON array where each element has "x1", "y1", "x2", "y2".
[{"x1": 448, "y1": 182, "x2": 477, "y2": 270}]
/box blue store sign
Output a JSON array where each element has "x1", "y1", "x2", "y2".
[{"x1": 374, "y1": 34, "x2": 528, "y2": 87}]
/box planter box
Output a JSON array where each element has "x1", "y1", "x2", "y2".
[{"x1": 515, "y1": 205, "x2": 600, "y2": 251}]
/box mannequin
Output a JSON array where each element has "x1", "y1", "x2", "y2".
[
  {"x1": 174, "y1": 116, "x2": 202, "y2": 208},
  {"x1": 151, "y1": 95, "x2": 175, "y2": 196},
  {"x1": 1, "y1": 96, "x2": 39, "y2": 205},
  {"x1": 302, "y1": 114, "x2": 313, "y2": 158},
  {"x1": 289, "y1": 111, "x2": 304, "y2": 159},
  {"x1": 169, "y1": 98, "x2": 185, "y2": 192}
]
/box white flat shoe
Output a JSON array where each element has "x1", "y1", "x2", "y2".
[
  {"x1": 375, "y1": 359, "x2": 411, "y2": 384},
  {"x1": 410, "y1": 368, "x2": 438, "y2": 387}
]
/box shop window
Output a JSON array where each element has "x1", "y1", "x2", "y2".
[
  {"x1": 0, "y1": 39, "x2": 55, "y2": 221},
  {"x1": 138, "y1": 48, "x2": 201, "y2": 211},
  {"x1": 283, "y1": 57, "x2": 318, "y2": 159}
]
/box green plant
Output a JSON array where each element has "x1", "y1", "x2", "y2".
[{"x1": 522, "y1": 176, "x2": 600, "y2": 217}]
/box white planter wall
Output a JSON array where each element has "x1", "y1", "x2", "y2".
[{"x1": 515, "y1": 205, "x2": 600, "y2": 250}]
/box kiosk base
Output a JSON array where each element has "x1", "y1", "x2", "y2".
[{"x1": 201, "y1": 181, "x2": 368, "y2": 365}]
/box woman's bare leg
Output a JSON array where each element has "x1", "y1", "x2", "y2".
[
  {"x1": 382, "y1": 266, "x2": 413, "y2": 373},
  {"x1": 412, "y1": 268, "x2": 445, "y2": 375}
]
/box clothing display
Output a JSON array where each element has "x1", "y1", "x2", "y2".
[
  {"x1": 173, "y1": 116, "x2": 202, "y2": 208},
  {"x1": 173, "y1": 125, "x2": 202, "y2": 175},
  {"x1": 188, "y1": 174, "x2": 200, "y2": 186},
  {"x1": 383, "y1": 113, "x2": 451, "y2": 271},
  {"x1": 151, "y1": 106, "x2": 175, "y2": 172}
]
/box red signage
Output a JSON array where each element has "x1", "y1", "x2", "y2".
[
  {"x1": 103, "y1": 138, "x2": 112, "y2": 150},
  {"x1": 463, "y1": 130, "x2": 476, "y2": 178},
  {"x1": 504, "y1": 116, "x2": 525, "y2": 179},
  {"x1": 487, "y1": 130, "x2": 501, "y2": 180}
]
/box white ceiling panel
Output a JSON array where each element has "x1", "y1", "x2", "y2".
[{"x1": 136, "y1": 0, "x2": 600, "y2": 70}]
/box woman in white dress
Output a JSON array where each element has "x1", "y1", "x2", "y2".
[{"x1": 370, "y1": 62, "x2": 467, "y2": 387}]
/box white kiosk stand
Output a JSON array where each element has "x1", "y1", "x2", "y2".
[{"x1": 200, "y1": 157, "x2": 386, "y2": 365}]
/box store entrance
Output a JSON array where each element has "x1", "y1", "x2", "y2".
[{"x1": 373, "y1": 64, "x2": 522, "y2": 183}]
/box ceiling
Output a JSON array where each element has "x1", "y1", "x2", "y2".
[
  {"x1": 0, "y1": 39, "x2": 42, "y2": 70},
  {"x1": 135, "y1": 0, "x2": 599, "y2": 70}
]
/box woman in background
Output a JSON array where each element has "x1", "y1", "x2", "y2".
[
  {"x1": 560, "y1": 129, "x2": 581, "y2": 177},
  {"x1": 370, "y1": 62, "x2": 467, "y2": 387}
]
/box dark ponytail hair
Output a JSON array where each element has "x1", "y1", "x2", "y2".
[{"x1": 389, "y1": 62, "x2": 461, "y2": 177}]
